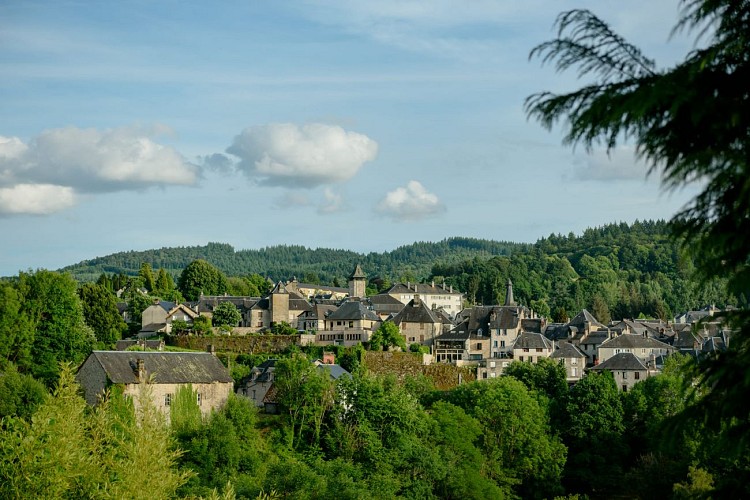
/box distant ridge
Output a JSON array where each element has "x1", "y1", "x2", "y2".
[{"x1": 60, "y1": 237, "x2": 528, "y2": 283}]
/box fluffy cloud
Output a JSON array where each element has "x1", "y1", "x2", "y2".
[
  {"x1": 226, "y1": 123, "x2": 378, "y2": 188},
  {"x1": 572, "y1": 145, "x2": 651, "y2": 182},
  {"x1": 0, "y1": 126, "x2": 198, "y2": 193},
  {"x1": 376, "y1": 180, "x2": 445, "y2": 221},
  {"x1": 0, "y1": 126, "x2": 198, "y2": 215},
  {"x1": 0, "y1": 184, "x2": 76, "y2": 215}
]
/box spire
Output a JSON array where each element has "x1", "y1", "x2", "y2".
[{"x1": 505, "y1": 279, "x2": 516, "y2": 306}]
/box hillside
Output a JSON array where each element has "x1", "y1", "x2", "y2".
[{"x1": 60, "y1": 237, "x2": 527, "y2": 284}]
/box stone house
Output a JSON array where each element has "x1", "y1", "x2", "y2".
[
  {"x1": 390, "y1": 295, "x2": 444, "y2": 347},
  {"x1": 590, "y1": 352, "x2": 650, "y2": 392},
  {"x1": 384, "y1": 281, "x2": 464, "y2": 316},
  {"x1": 550, "y1": 341, "x2": 587, "y2": 383},
  {"x1": 512, "y1": 332, "x2": 554, "y2": 363},
  {"x1": 597, "y1": 333, "x2": 675, "y2": 365},
  {"x1": 76, "y1": 350, "x2": 233, "y2": 420},
  {"x1": 316, "y1": 299, "x2": 381, "y2": 346}
]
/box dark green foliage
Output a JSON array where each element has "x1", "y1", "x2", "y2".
[
  {"x1": 178, "y1": 259, "x2": 229, "y2": 301},
  {"x1": 17, "y1": 270, "x2": 95, "y2": 385},
  {"x1": 191, "y1": 315, "x2": 212, "y2": 334},
  {"x1": 0, "y1": 281, "x2": 35, "y2": 371},
  {"x1": 78, "y1": 282, "x2": 127, "y2": 344},
  {"x1": 211, "y1": 301, "x2": 242, "y2": 328},
  {"x1": 0, "y1": 364, "x2": 47, "y2": 421},
  {"x1": 369, "y1": 321, "x2": 406, "y2": 351}
]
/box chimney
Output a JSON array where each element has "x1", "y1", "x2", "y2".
[
  {"x1": 207, "y1": 344, "x2": 216, "y2": 355},
  {"x1": 431, "y1": 280, "x2": 435, "y2": 288},
  {"x1": 449, "y1": 285, "x2": 453, "y2": 293},
  {"x1": 322, "y1": 351, "x2": 335, "y2": 365},
  {"x1": 413, "y1": 294, "x2": 421, "y2": 307},
  {"x1": 136, "y1": 358, "x2": 145, "y2": 382}
]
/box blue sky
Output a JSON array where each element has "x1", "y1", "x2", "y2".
[{"x1": 0, "y1": 0, "x2": 700, "y2": 276}]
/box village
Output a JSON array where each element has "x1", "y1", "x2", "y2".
[{"x1": 75, "y1": 264, "x2": 730, "y2": 420}]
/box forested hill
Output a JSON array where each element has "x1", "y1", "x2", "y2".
[{"x1": 59, "y1": 237, "x2": 526, "y2": 284}]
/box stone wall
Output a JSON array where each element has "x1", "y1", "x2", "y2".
[{"x1": 167, "y1": 334, "x2": 299, "y2": 354}]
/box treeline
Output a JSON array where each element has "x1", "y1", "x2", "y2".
[
  {"x1": 59, "y1": 238, "x2": 525, "y2": 284},
  {"x1": 1, "y1": 352, "x2": 743, "y2": 498},
  {"x1": 432, "y1": 220, "x2": 738, "y2": 321}
]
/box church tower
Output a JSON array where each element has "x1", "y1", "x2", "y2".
[
  {"x1": 348, "y1": 264, "x2": 366, "y2": 299},
  {"x1": 505, "y1": 278, "x2": 516, "y2": 306}
]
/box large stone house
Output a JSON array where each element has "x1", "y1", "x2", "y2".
[
  {"x1": 383, "y1": 281, "x2": 464, "y2": 315},
  {"x1": 248, "y1": 282, "x2": 312, "y2": 332},
  {"x1": 597, "y1": 333, "x2": 675, "y2": 365},
  {"x1": 76, "y1": 350, "x2": 233, "y2": 419},
  {"x1": 390, "y1": 295, "x2": 444, "y2": 347},
  {"x1": 316, "y1": 299, "x2": 380, "y2": 346}
]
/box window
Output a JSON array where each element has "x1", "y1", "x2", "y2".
[
  {"x1": 197, "y1": 393, "x2": 202, "y2": 406},
  {"x1": 500, "y1": 341, "x2": 505, "y2": 348},
  {"x1": 572, "y1": 368, "x2": 577, "y2": 377},
  {"x1": 622, "y1": 372, "x2": 628, "y2": 379},
  {"x1": 164, "y1": 394, "x2": 172, "y2": 406},
  {"x1": 634, "y1": 372, "x2": 640, "y2": 380},
  {"x1": 348, "y1": 321, "x2": 353, "y2": 328},
  {"x1": 483, "y1": 372, "x2": 488, "y2": 379},
  {"x1": 523, "y1": 348, "x2": 529, "y2": 352},
  {"x1": 493, "y1": 340, "x2": 498, "y2": 347},
  {"x1": 622, "y1": 385, "x2": 628, "y2": 392},
  {"x1": 536, "y1": 348, "x2": 542, "y2": 352},
  {"x1": 490, "y1": 361, "x2": 496, "y2": 368},
  {"x1": 476, "y1": 343, "x2": 482, "y2": 350},
  {"x1": 519, "y1": 356, "x2": 524, "y2": 362}
]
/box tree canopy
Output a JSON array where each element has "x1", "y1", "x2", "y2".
[{"x1": 527, "y1": 0, "x2": 750, "y2": 456}]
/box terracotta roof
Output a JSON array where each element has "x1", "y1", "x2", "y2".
[{"x1": 84, "y1": 351, "x2": 233, "y2": 384}]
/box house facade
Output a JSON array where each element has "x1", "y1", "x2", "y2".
[
  {"x1": 76, "y1": 350, "x2": 233, "y2": 419},
  {"x1": 590, "y1": 352, "x2": 650, "y2": 392}
]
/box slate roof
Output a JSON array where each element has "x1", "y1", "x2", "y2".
[
  {"x1": 551, "y1": 341, "x2": 586, "y2": 359},
  {"x1": 599, "y1": 333, "x2": 673, "y2": 350},
  {"x1": 316, "y1": 363, "x2": 351, "y2": 380},
  {"x1": 568, "y1": 309, "x2": 606, "y2": 330},
  {"x1": 513, "y1": 332, "x2": 553, "y2": 350},
  {"x1": 327, "y1": 300, "x2": 380, "y2": 321},
  {"x1": 84, "y1": 351, "x2": 233, "y2": 384},
  {"x1": 391, "y1": 298, "x2": 440, "y2": 325},
  {"x1": 435, "y1": 329, "x2": 470, "y2": 342},
  {"x1": 521, "y1": 318, "x2": 543, "y2": 333},
  {"x1": 591, "y1": 352, "x2": 648, "y2": 371}
]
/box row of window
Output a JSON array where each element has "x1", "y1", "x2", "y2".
[{"x1": 164, "y1": 393, "x2": 202, "y2": 407}]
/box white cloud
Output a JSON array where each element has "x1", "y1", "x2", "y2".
[
  {"x1": 318, "y1": 188, "x2": 344, "y2": 214},
  {"x1": 0, "y1": 126, "x2": 198, "y2": 193},
  {"x1": 0, "y1": 184, "x2": 76, "y2": 215},
  {"x1": 572, "y1": 145, "x2": 651, "y2": 182},
  {"x1": 376, "y1": 180, "x2": 445, "y2": 221},
  {"x1": 226, "y1": 123, "x2": 378, "y2": 188},
  {"x1": 273, "y1": 192, "x2": 312, "y2": 210}
]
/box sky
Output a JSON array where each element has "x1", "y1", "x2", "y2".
[{"x1": 0, "y1": 0, "x2": 703, "y2": 276}]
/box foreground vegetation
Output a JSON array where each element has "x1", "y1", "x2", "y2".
[{"x1": 1, "y1": 354, "x2": 744, "y2": 499}]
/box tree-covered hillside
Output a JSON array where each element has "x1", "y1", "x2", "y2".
[
  {"x1": 432, "y1": 220, "x2": 737, "y2": 321},
  {"x1": 59, "y1": 238, "x2": 526, "y2": 284}
]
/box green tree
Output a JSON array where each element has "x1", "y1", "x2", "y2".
[
  {"x1": 0, "y1": 281, "x2": 35, "y2": 371},
  {"x1": 192, "y1": 315, "x2": 212, "y2": 335},
  {"x1": 0, "y1": 364, "x2": 47, "y2": 421},
  {"x1": 270, "y1": 321, "x2": 297, "y2": 335},
  {"x1": 139, "y1": 263, "x2": 156, "y2": 292},
  {"x1": 178, "y1": 259, "x2": 229, "y2": 301},
  {"x1": 78, "y1": 282, "x2": 127, "y2": 345},
  {"x1": 526, "y1": 1, "x2": 750, "y2": 456},
  {"x1": 18, "y1": 270, "x2": 95, "y2": 385},
  {"x1": 368, "y1": 321, "x2": 406, "y2": 351},
  {"x1": 212, "y1": 301, "x2": 242, "y2": 328}
]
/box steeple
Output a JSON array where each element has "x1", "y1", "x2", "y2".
[
  {"x1": 505, "y1": 279, "x2": 516, "y2": 306},
  {"x1": 348, "y1": 264, "x2": 366, "y2": 299}
]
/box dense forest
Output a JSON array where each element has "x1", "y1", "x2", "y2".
[{"x1": 59, "y1": 238, "x2": 525, "y2": 284}]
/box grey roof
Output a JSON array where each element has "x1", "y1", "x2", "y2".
[
  {"x1": 316, "y1": 363, "x2": 351, "y2": 380},
  {"x1": 591, "y1": 352, "x2": 648, "y2": 371},
  {"x1": 599, "y1": 333, "x2": 673, "y2": 350},
  {"x1": 391, "y1": 298, "x2": 440, "y2": 325},
  {"x1": 327, "y1": 300, "x2": 380, "y2": 321},
  {"x1": 435, "y1": 328, "x2": 470, "y2": 342},
  {"x1": 84, "y1": 351, "x2": 233, "y2": 384},
  {"x1": 580, "y1": 330, "x2": 611, "y2": 345},
  {"x1": 513, "y1": 332, "x2": 553, "y2": 350},
  {"x1": 568, "y1": 309, "x2": 606, "y2": 330},
  {"x1": 551, "y1": 341, "x2": 586, "y2": 359},
  {"x1": 521, "y1": 318, "x2": 543, "y2": 333}
]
